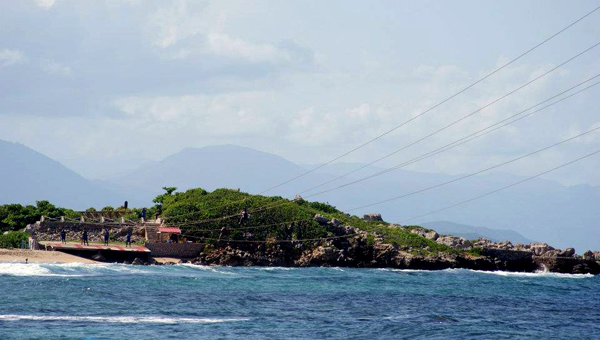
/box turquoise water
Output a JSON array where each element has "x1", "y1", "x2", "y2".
[{"x1": 0, "y1": 263, "x2": 598, "y2": 339}]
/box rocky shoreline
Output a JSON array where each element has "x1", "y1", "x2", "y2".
[
  {"x1": 183, "y1": 223, "x2": 600, "y2": 275},
  {"x1": 30, "y1": 217, "x2": 600, "y2": 274}
]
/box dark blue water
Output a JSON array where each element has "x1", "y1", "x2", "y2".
[{"x1": 0, "y1": 262, "x2": 598, "y2": 339}]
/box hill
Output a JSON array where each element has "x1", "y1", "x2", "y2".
[
  {"x1": 109, "y1": 145, "x2": 600, "y2": 252},
  {"x1": 4, "y1": 141, "x2": 600, "y2": 252},
  {"x1": 0, "y1": 140, "x2": 118, "y2": 210},
  {"x1": 420, "y1": 221, "x2": 534, "y2": 244}
]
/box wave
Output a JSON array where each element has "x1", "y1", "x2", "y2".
[
  {"x1": 0, "y1": 262, "x2": 147, "y2": 277},
  {"x1": 444, "y1": 268, "x2": 594, "y2": 279},
  {"x1": 254, "y1": 267, "x2": 296, "y2": 271},
  {"x1": 0, "y1": 314, "x2": 249, "y2": 324},
  {"x1": 376, "y1": 268, "x2": 429, "y2": 273},
  {"x1": 176, "y1": 263, "x2": 238, "y2": 275}
]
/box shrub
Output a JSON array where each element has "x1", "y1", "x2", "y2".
[{"x1": 0, "y1": 231, "x2": 30, "y2": 249}]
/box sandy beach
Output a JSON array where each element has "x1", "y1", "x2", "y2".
[{"x1": 0, "y1": 249, "x2": 96, "y2": 264}]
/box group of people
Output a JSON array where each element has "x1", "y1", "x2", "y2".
[{"x1": 59, "y1": 229, "x2": 132, "y2": 247}]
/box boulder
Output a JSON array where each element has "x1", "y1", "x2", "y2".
[
  {"x1": 436, "y1": 235, "x2": 471, "y2": 249},
  {"x1": 410, "y1": 228, "x2": 439, "y2": 240},
  {"x1": 496, "y1": 241, "x2": 513, "y2": 250},
  {"x1": 131, "y1": 258, "x2": 144, "y2": 265},
  {"x1": 514, "y1": 243, "x2": 530, "y2": 251},
  {"x1": 424, "y1": 231, "x2": 439, "y2": 240},
  {"x1": 530, "y1": 243, "x2": 554, "y2": 256},
  {"x1": 330, "y1": 218, "x2": 342, "y2": 227},
  {"x1": 313, "y1": 214, "x2": 329, "y2": 225},
  {"x1": 91, "y1": 253, "x2": 106, "y2": 262},
  {"x1": 474, "y1": 238, "x2": 492, "y2": 248},
  {"x1": 559, "y1": 248, "x2": 575, "y2": 258},
  {"x1": 363, "y1": 213, "x2": 383, "y2": 221},
  {"x1": 541, "y1": 249, "x2": 561, "y2": 258},
  {"x1": 583, "y1": 250, "x2": 594, "y2": 260}
]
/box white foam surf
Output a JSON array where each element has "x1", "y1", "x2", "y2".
[
  {"x1": 0, "y1": 314, "x2": 249, "y2": 324},
  {"x1": 444, "y1": 268, "x2": 594, "y2": 279},
  {"x1": 0, "y1": 262, "x2": 148, "y2": 277}
]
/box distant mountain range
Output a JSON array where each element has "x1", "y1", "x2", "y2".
[
  {"x1": 0, "y1": 140, "x2": 117, "y2": 209},
  {"x1": 421, "y1": 221, "x2": 534, "y2": 244},
  {"x1": 3, "y1": 141, "x2": 599, "y2": 252}
]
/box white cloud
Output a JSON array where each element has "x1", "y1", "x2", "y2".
[
  {"x1": 0, "y1": 49, "x2": 26, "y2": 67},
  {"x1": 206, "y1": 33, "x2": 291, "y2": 63},
  {"x1": 112, "y1": 91, "x2": 277, "y2": 136},
  {"x1": 149, "y1": 1, "x2": 211, "y2": 48},
  {"x1": 41, "y1": 60, "x2": 72, "y2": 76},
  {"x1": 35, "y1": 0, "x2": 55, "y2": 10},
  {"x1": 147, "y1": 1, "x2": 307, "y2": 65}
]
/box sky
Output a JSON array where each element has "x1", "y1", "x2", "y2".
[{"x1": 1, "y1": 0, "x2": 600, "y2": 186}]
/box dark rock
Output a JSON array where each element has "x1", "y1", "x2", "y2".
[
  {"x1": 91, "y1": 253, "x2": 106, "y2": 262},
  {"x1": 363, "y1": 213, "x2": 383, "y2": 221},
  {"x1": 132, "y1": 258, "x2": 144, "y2": 265},
  {"x1": 313, "y1": 214, "x2": 329, "y2": 225},
  {"x1": 559, "y1": 248, "x2": 575, "y2": 258}
]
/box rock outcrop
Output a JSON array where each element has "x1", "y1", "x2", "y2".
[
  {"x1": 363, "y1": 213, "x2": 383, "y2": 221},
  {"x1": 436, "y1": 235, "x2": 471, "y2": 249}
]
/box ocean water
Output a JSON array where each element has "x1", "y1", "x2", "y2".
[{"x1": 0, "y1": 263, "x2": 598, "y2": 340}]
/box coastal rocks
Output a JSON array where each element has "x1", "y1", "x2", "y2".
[
  {"x1": 559, "y1": 248, "x2": 576, "y2": 258},
  {"x1": 436, "y1": 235, "x2": 471, "y2": 249},
  {"x1": 534, "y1": 256, "x2": 600, "y2": 274},
  {"x1": 410, "y1": 228, "x2": 438, "y2": 240},
  {"x1": 330, "y1": 218, "x2": 342, "y2": 227},
  {"x1": 313, "y1": 214, "x2": 329, "y2": 225},
  {"x1": 496, "y1": 241, "x2": 514, "y2": 250},
  {"x1": 583, "y1": 250, "x2": 595, "y2": 260},
  {"x1": 297, "y1": 246, "x2": 336, "y2": 266},
  {"x1": 530, "y1": 243, "x2": 554, "y2": 256},
  {"x1": 514, "y1": 243, "x2": 530, "y2": 251},
  {"x1": 363, "y1": 213, "x2": 383, "y2": 221}
]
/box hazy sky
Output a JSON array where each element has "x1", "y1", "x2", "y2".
[{"x1": 1, "y1": 0, "x2": 599, "y2": 186}]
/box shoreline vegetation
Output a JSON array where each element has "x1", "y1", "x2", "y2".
[{"x1": 1, "y1": 187, "x2": 599, "y2": 274}]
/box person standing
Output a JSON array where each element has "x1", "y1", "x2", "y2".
[
  {"x1": 60, "y1": 230, "x2": 66, "y2": 244},
  {"x1": 103, "y1": 229, "x2": 110, "y2": 246},
  {"x1": 81, "y1": 230, "x2": 89, "y2": 246},
  {"x1": 126, "y1": 231, "x2": 131, "y2": 247},
  {"x1": 239, "y1": 208, "x2": 249, "y2": 226}
]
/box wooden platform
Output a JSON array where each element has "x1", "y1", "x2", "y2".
[{"x1": 39, "y1": 242, "x2": 150, "y2": 253}]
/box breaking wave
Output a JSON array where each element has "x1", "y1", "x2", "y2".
[
  {"x1": 0, "y1": 262, "x2": 147, "y2": 277},
  {"x1": 444, "y1": 268, "x2": 594, "y2": 279}
]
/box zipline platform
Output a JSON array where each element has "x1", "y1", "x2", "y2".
[{"x1": 39, "y1": 242, "x2": 150, "y2": 253}]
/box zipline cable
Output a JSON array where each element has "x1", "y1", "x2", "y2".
[
  {"x1": 166, "y1": 74, "x2": 600, "y2": 226},
  {"x1": 298, "y1": 43, "x2": 600, "y2": 196},
  {"x1": 258, "y1": 7, "x2": 600, "y2": 196},
  {"x1": 346, "y1": 126, "x2": 600, "y2": 212},
  {"x1": 163, "y1": 6, "x2": 600, "y2": 222},
  {"x1": 398, "y1": 148, "x2": 600, "y2": 223},
  {"x1": 303, "y1": 77, "x2": 600, "y2": 199}
]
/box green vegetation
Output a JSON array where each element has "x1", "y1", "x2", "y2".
[
  {"x1": 158, "y1": 187, "x2": 461, "y2": 254},
  {"x1": 0, "y1": 201, "x2": 78, "y2": 232},
  {"x1": 0, "y1": 187, "x2": 469, "y2": 256},
  {"x1": 0, "y1": 231, "x2": 30, "y2": 248}
]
